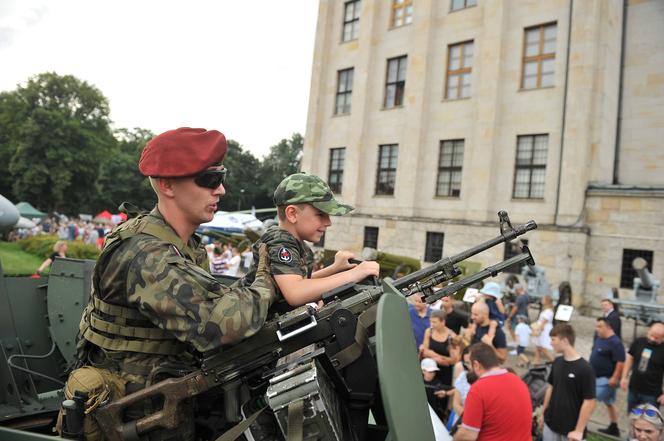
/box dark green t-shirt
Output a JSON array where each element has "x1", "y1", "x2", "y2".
[{"x1": 239, "y1": 226, "x2": 314, "y2": 314}]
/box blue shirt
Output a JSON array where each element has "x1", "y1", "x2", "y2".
[
  {"x1": 486, "y1": 298, "x2": 505, "y2": 325},
  {"x1": 409, "y1": 304, "x2": 431, "y2": 348},
  {"x1": 590, "y1": 334, "x2": 625, "y2": 378}
]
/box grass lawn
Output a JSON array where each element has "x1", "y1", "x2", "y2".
[{"x1": 0, "y1": 241, "x2": 44, "y2": 276}]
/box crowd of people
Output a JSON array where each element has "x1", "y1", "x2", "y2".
[
  {"x1": 7, "y1": 216, "x2": 111, "y2": 249},
  {"x1": 410, "y1": 285, "x2": 664, "y2": 441}
]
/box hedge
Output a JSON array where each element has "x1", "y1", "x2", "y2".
[{"x1": 17, "y1": 235, "x2": 100, "y2": 260}]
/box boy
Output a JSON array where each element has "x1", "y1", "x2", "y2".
[
  {"x1": 514, "y1": 314, "x2": 532, "y2": 367},
  {"x1": 238, "y1": 173, "x2": 379, "y2": 314}
]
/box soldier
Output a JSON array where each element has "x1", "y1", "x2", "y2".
[
  {"x1": 61, "y1": 128, "x2": 276, "y2": 440},
  {"x1": 238, "y1": 173, "x2": 379, "y2": 315}
]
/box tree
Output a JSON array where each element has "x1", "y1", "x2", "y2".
[
  {"x1": 0, "y1": 72, "x2": 116, "y2": 213},
  {"x1": 218, "y1": 140, "x2": 266, "y2": 211},
  {"x1": 94, "y1": 128, "x2": 156, "y2": 212},
  {"x1": 258, "y1": 133, "x2": 303, "y2": 203}
]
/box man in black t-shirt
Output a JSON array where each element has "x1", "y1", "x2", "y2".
[
  {"x1": 540, "y1": 324, "x2": 596, "y2": 441},
  {"x1": 439, "y1": 295, "x2": 469, "y2": 335},
  {"x1": 620, "y1": 321, "x2": 664, "y2": 412},
  {"x1": 468, "y1": 301, "x2": 507, "y2": 363}
]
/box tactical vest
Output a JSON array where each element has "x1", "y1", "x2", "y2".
[{"x1": 80, "y1": 211, "x2": 206, "y2": 356}]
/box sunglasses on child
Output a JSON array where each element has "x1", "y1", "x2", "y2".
[
  {"x1": 632, "y1": 406, "x2": 664, "y2": 422},
  {"x1": 193, "y1": 169, "x2": 227, "y2": 189}
]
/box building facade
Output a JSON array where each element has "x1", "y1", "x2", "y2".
[{"x1": 302, "y1": 0, "x2": 664, "y2": 308}]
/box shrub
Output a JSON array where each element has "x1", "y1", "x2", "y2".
[{"x1": 17, "y1": 235, "x2": 100, "y2": 260}]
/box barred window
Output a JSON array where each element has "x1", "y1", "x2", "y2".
[
  {"x1": 425, "y1": 232, "x2": 444, "y2": 263},
  {"x1": 436, "y1": 140, "x2": 464, "y2": 197},
  {"x1": 376, "y1": 144, "x2": 398, "y2": 195},
  {"x1": 620, "y1": 249, "x2": 654, "y2": 289},
  {"x1": 328, "y1": 148, "x2": 345, "y2": 194},
  {"x1": 342, "y1": 0, "x2": 361, "y2": 42},
  {"x1": 446, "y1": 41, "x2": 473, "y2": 99},
  {"x1": 522, "y1": 23, "x2": 556, "y2": 89},
  {"x1": 364, "y1": 226, "x2": 379, "y2": 249},
  {"x1": 451, "y1": 0, "x2": 477, "y2": 11},
  {"x1": 390, "y1": 0, "x2": 413, "y2": 28},
  {"x1": 513, "y1": 135, "x2": 548, "y2": 199},
  {"x1": 384, "y1": 56, "x2": 407, "y2": 108},
  {"x1": 335, "y1": 68, "x2": 354, "y2": 115}
]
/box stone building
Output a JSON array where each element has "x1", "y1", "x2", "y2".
[{"x1": 301, "y1": 0, "x2": 664, "y2": 307}]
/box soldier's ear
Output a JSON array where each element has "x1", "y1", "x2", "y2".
[{"x1": 157, "y1": 178, "x2": 177, "y2": 198}]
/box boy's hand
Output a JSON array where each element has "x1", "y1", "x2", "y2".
[
  {"x1": 333, "y1": 250, "x2": 357, "y2": 271},
  {"x1": 353, "y1": 261, "x2": 379, "y2": 280}
]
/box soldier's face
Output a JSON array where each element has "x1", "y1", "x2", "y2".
[
  {"x1": 172, "y1": 166, "x2": 226, "y2": 227},
  {"x1": 292, "y1": 204, "x2": 331, "y2": 242}
]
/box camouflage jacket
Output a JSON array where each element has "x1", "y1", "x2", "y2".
[
  {"x1": 78, "y1": 207, "x2": 275, "y2": 381},
  {"x1": 237, "y1": 226, "x2": 314, "y2": 314}
]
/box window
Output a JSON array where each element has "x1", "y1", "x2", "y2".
[
  {"x1": 335, "y1": 68, "x2": 354, "y2": 115},
  {"x1": 364, "y1": 226, "x2": 379, "y2": 249},
  {"x1": 620, "y1": 249, "x2": 654, "y2": 289},
  {"x1": 425, "y1": 232, "x2": 444, "y2": 262},
  {"x1": 342, "y1": 0, "x2": 361, "y2": 42},
  {"x1": 436, "y1": 140, "x2": 464, "y2": 197},
  {"x1": 522, "y1": 23, "x2": 556, "y2": 89},
  {"x1": 384, "y1": 56, "x2": 407, "y2": 108},
  {"x1": 445, "y1": 41, "x2": 473, "y2": 99},
  {"x1": 376, "y1": 144, "x2": 399, "y2": 195},
  {"x1": 513, "y1": 134, "x2": 548, "y2": 199},
  {"x1": 504, "y1": 239, "x2": 529, "y2": 274},
  {"x1": 451, "y1": 0, "x2": 477, "y2": 11},
  {"x1": 328, "y1": 148, "x2": 345, "y2": 193},
  {"x1": 390, "y1": 0, "x2": 413, "y2": 28}
]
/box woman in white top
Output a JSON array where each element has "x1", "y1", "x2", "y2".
[{"x1": 532, "y1": 295, "x2": 555, "y2": 365}]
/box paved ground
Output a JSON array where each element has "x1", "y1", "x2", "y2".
[{"x1": 500, "y1": 305, "x2": 644, "y2": 438}]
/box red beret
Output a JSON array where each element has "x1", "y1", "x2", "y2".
[{"x1": 139, "y1": 127, "x2": 227, "y2": 177}]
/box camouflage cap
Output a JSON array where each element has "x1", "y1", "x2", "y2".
[{"x1": 273, "y1": 173, "x2": 354, "y2": 216}]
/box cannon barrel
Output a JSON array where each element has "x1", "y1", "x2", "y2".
[
  {"x1": 632, "y1": 257, "x2": 656, "y2": 290},
  {"x1": 0, "y1": 194, "x2": 20, "y2": 233}
]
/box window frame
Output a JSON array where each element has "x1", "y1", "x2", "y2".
[
  {"x1": 384, "y1": 56, "x2": 408, "y2": 109},
  {"x1": 521, "y1": 22, "x2": 557, "y2": 90},
  {"x1": 436, "y1": 139, "x2": 464, "y2": 198},
  {"x1": 328, "y1": 147, "x2": 345, "y2": 194},
  {"x1": 620, "y1": 249, "x2": 654, "y2": 289},
  {"x1": 512, "y1": 134, "x2": 548, "y2": 200},
  {"x1": 450, "y1": 0, "x2": 477, "y2": 12},
  {"x1": 375, "y1": 144, "x2": 399, "y2": 196},
  {"x1": 445, "y1": 40, "x2": 474, "y2": 100},
  {"x1": 424, "y1": 232, "x2": 445, "y2": 263},
  {"x1": 341, "y1": 0, "x2": 361, "y2": 42},
  {"x1": 335, "y1": 68, "x2": 354, "y2": 115},
  {"x1": 363, "y1": 226, "x2": 379, "y2": 250},
  {"x1": 389, "y1": 0, "x2": 413, "y2": 29}
]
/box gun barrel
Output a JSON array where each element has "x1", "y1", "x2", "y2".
[
  {"x1": 393, "y1": 219, "x2": 537, "y2": 290},
  {"x1": 632, "y1": 257, "x2": 655, "y2": 289},
  {"x1": 424, "y1": 248, "x2": 535, "y2": 304}
]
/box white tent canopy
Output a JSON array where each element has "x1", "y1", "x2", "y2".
[{"x1": 198, "y1": 211, "x2": 264, "y2": 235}]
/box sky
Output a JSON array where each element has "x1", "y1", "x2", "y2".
[{"x1": 0, "y1": 0, "x2": 319, "y2": 157}]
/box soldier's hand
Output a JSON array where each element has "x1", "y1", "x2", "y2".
[
  {"x1": 353, "y1": 261, "x2": 379, "y2": 280},
  {"x1": 333, "y1": 250, "x2": 357, "y2": 271}
]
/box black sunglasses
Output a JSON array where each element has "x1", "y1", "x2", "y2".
[{"x1": 193, "y1": 169, "x2": 227, "y2": 189}]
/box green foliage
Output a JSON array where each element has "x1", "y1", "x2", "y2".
[
  {"x1": 258, "y1": 133, "x2": 303, "y2": 204},
  {"x1": 0, "y1": 72, "x2": 116, "y2": 213},
  {"x1": 17, "y1": 235, "x2": 100, "y2": 259},
  {"x1": 0, "y1": 241, "x2": 44, "y2": 276}
]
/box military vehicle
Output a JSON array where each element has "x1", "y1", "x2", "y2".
[
  {"x1": 1, "y1": 211, "x2": 537, "y2": 441},
  {"x1": 610, "y1": 257, "x2": 664, "y2": 338}
]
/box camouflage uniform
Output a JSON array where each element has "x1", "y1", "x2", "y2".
[
  {"x1": 238, "y1": 225, "x2": 314, "y2": 315},
  {"x1": 272, "y1": 173, "x2": 353, "y2": 217},
  {"x1": 74, "y1": 208, "x2": 275, "y2": 440}
]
